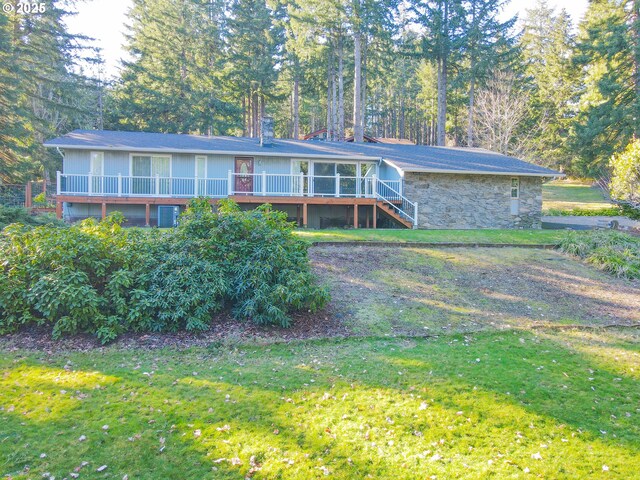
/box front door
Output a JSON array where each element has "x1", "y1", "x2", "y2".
[{"x1": 234, "y1": 157, "x2": 254, "y2": 194}]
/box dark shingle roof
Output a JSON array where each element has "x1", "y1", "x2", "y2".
[{"x1": 45, "y1": 130, "x2": 561, "y2": 177}]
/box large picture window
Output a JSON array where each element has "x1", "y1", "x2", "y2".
[
  {"x1": 294, "y1": 160, "x2": 378, "y2": 196},
  {"x1": 131, "y1": 155, "x2": 171, "y2": 195}
]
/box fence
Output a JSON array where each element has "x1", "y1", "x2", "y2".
[{"x1": 0, "y1": 180, "x2": 56, "y2": 208}]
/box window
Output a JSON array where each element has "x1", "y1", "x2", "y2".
[
  {"x1": 132, "y1": 155, "x2": 170, "y2": 177},
  {"x1": 90, "y1": 152, "x2": 104, "y2": 175},
  {"x1": 291, "y1": 160, "x2": 309, "y2": 176},
  {"x1": 195, "y1": 155, "x2": 207, "y2": 178},
  {"x1": 511, "y1": 177, "x2": 520, "y2": 199},
  {"x1": 131, "y1": 155, "x2": 171, "y2": 195},
  {"x1": 292, "y1": 160, "x2": 309, "y2": 194},
  {"x1": 360, "y1": 162, "x2": 377, "y2": 177}
]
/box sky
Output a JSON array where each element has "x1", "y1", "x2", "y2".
[{"x1": 65, "y1": 0, "x2": 590, "y2": 79}]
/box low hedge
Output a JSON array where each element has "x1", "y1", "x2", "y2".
[
  {"x1": 0, "y1": 205, "x2": 65, "y2": 229},
  {"x1": 543, "y1": 206, "x2": 623, "y2": 217},
  {"x1": 0, "y1": 199, "x2": 329, "y2": 343},
  {"x1": 559, "y1": 230, "x2": 640, "y2": 279}
]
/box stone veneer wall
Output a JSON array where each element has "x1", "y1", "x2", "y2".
[{"x1": 403, "y1": 173, "x2": 543, "y2": 229}]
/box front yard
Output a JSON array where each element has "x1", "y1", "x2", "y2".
[
  {"x1": 2, "y1": 328, "x2": 639, "y2": 479},
  {"x1": 2, "y1": 245, "x2": 640, "y2": 478}
]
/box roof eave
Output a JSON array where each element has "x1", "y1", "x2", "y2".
[
  {"x1": 43, "y1": 143, "x2": 382, "y2": 162},
  {"x1": 397, "y1": 166, "x2": 564, "y2": 178}
]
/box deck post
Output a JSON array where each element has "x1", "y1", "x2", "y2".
[
  {"x1": 56, "y1": 171, "x2": 61, "y2": 195},
  {"x1": 262, "y1": 171, "x2": 267, "y2": 196},
  {"x1": 302, "y1": 202, "x2": 308, "y2": 228},
  {"x1": 372, "y1": 175, "x2": 377, "y2": 197},
  {"x1": 413, "y1": 202, "x2": 418, "y2": 228},
  {"x1": 55, "y1": 200, "x2": 62, "y2": 219},
  {"x1": 227, "y1": 170, "x2": 233, "y2": 196},
  {"x1": 353, "y1": 203, "x2": 358, "y2": 229},
  {"x1": 299, "y1": 172, "x2": 304, "y2": 195},
  {"x1": 335, "y1": 173, "x2": 340, "y2": 197},
  {"x1": 25, "y1": 181, "x2": 32, "y2": 208},
  {"x1": 117, "y1": 174, "x2": 122, "y2": 196},
  {"x1": 145, "y1": 203, "x2": 150, "y2": 227},
  {"x1": 101, "y1": 202, "x2": 107, "y2": 220},
  {"x1": 373, "y1": 203, "x2": 377, "y2": 229},
  {"x1": 194, "y1": 174, "x2": 199, "y2": 197},
  {"x1": 155, "y1": 174, "x2": 160, "y2": 196},
  {"x1": 88, "y1": 173, "x2": 93, "y2": 195}
]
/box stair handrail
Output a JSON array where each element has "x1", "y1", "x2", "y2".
[{"x1": 375, "y1": 178, "x2": 418, "y2": 228}]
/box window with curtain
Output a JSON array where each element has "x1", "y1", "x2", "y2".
[
  {"x1": 132, "y1": 155, "x2": 170, "y2": 177},
  {"x1": 131, "y1": 155, "x2": 170, "y2": 195}
]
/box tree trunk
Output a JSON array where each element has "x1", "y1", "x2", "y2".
[
  {"x1": 436, "y1": 57, "x2": 447, "y2": 146},
  {"x1": 436, "y1": 0, "x2": 449, "y2": 146},
  {"x1": 361, "y1": 37, "x2": 367, "y2": 138},
  {"x1": 293, "y1": 72, "x2": 300, "y2": 139},
  {"x1": 242, "y1": 94, "x2": 247, "y2": 137},
  {"x1": 327, "y1": 56, "x2": 332, "y2": 141},
  {"x1": 634, "y1": 0, "x2": 640, "y2": 138},
  {"x1": 332, "y1": 65, "x2": 337, "y2": 141},
  {"x1": 353, "y1": 31, "x2": 363, "y2": 142},
  {"x1": 468, "y1": 71, "x2": 475, "y2": 147},
  {"x1": 338, "y1": 36, "x2": 344, "y2": 141}
]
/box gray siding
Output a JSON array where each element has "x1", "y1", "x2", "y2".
[
  {"x1": 207, "y1": 155, "x2": 234, "y2": 178},
  {"x1": 172, "y1": 153, "x2": 194, "y2": 177},
  {"x1": 104, "y1": 151, "x2": 129, "y2": 176},
  {"x1": 379, "y1": 161, "x2": 401, "y2": 181},
  {"x1": 63, "y1": 149, "x2": 90, "y2": 174}
]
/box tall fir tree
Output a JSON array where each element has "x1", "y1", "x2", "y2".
[
  {"x1": 571, "y1": 0, "x2": 637, "y2": 175},
  {"x1": 463, "y1": 0, "x2": 516, "y2": 147},
  {"x1": 112, "y1": 0, "x2": 234, "y2": 134},
  {"x1": 411, "y1": 0, "x2": 466, "y2": 146},
  {"x1": 1, "y1": 1, "x2": 100, "y2": 182},
  {"x1": 226, "y1": 0, "x2": 285, "y2": 137}
]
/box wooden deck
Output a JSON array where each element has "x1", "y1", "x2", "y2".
[{"x1": 55, "y1": 194, "x2": 411, "y2": 228}]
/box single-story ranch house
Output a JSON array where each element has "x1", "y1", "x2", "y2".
[{"x1": 45, "y1": 129, "x2": 562, "y2": 229}]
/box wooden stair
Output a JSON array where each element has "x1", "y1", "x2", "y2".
[{"x1": 376, "y1": 200, "x2": 414, "y2": 229}]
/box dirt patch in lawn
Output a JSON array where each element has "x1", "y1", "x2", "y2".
[
  {"x1": 2, "y1": 246, "x2": 638, "y2": 350},
  {"x1": 311, "y1": 245, "x2": 640, "y2": 336}
]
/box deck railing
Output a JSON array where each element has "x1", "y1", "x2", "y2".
[{"x1": 57, "y1": 171, "x2": 402, "y2": 200}]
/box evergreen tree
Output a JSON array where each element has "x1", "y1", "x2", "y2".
[
  {"x1": 520, "y1": 0, "x2": 577, "y2": 169},
  {"x1": 226, "y1": 0, "x2": 285, "y2": 137},
  {"x1": 1, "y1": 1, "x2": 100, "y2": 182},
  {"x1": 113, "y1": 0, "x2": 234, "y2": 134},
  {"x1": 572, "y1": 0, "x2": 636, "y2": 175},
  {"x1": 411, "y1": 0, "x2": 466, "y2": 146},
  {"x1": 463, "y1": 0, "x2": 516, "y2": 147}
]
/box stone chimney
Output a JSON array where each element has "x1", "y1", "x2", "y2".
[{"x1": 260, "y1": 116, "x2": 274, "y2": 147}]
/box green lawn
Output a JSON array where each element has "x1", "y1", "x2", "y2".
[
  {"x1": 296, "y1": 228, "x2": 566, "y2": 244},
  {"x1": 543, "y1": 179, "x2": 615, "y2": 214},
  {"x1": 2, "y1": 329, "x2": 639, "y2": 479}
]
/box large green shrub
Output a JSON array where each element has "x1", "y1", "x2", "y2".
[
  {"x1": 0, "y1": 205, "x2": 65, "y2": 229},
  {"x1": 559, "y1": 230, "x2": 640, "y2": 279},
  {"x1": 0, "y1": 200, "x2": 329, "y2": 343}
]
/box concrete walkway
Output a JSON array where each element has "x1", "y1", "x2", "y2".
[{"x1": 542, "y1": 215, "x2": 640, "y2": 231}]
